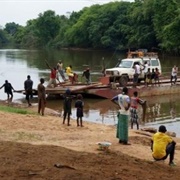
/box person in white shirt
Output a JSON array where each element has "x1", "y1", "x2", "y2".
[
  {"x1": 57, "y1": 61, "x2": 65, "y2": 81},
  {"x1": 171, "y1": 65, "x2": 178, "y2": 85},
  {"x1": 142, "y1": 61, "x2": 149, "y2": 81},
  {"x1": 111, "y1": 87, "x2": 131, "y2": 145},
  {"x1": 133, "y1": 62, "x2": 141, "y2": 86}
]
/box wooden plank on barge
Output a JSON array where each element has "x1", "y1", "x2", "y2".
[{"x1": 45, "y1": 83, "x2": 102, "y2": 95}]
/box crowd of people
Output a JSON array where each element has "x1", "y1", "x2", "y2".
[
  {"x1": 0, "y1": 59, "x2": 86, "y2": 125},
  {"x1": 0, "y1": 60, "x2": 178, "y2": 166},
  {"x1": 133, "y1": 61, "x2": 161, "y2": 87},
  {"x1": 133, "y1": 62, "x2": 179, "y2": 88},
  {"x1": 111, "y1": 86, "x2": 177, "y2": 166},
  {"x1": 45, "y1": 60, "x2": 91, "y2": 87}
]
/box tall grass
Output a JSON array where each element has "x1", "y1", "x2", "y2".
[{"x1": 0, "y1": 105, "x2": 32, "y2": 115}]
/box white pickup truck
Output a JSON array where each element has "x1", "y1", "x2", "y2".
[{"x1": 105, "y1": 55, "x2": 162, "y2": 86}]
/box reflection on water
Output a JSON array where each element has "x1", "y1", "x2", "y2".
[
  {"x1": 46, "y1": 98, "x2": 119, "y2": 125},
  {"x1": 45, "y1": 94, "x2": 180, "y2": 137},
  {"x1": 1, "y1": 49, "x2": 180, "y2": 137},
  {"x1": 136, "y1": 95, "x2": 180, "y2": 137},
  {"x1": 144, "y1": 95, "x2": 180, "y2": 122}
]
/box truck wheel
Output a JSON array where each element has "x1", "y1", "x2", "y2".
[{"x1": 119, "y1": 75, "x2": 128, "y2": 86}]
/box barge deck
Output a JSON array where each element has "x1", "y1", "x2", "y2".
[{"x1": 15, "y1": 77, "x2": 180, "y2": 99}]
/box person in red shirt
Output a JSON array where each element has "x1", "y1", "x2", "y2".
[
  {"x1": 46, "y1": 61, "x2": 58, "y2": 88},
  {"x1": 130, "y1": 91, "x2": 146, "y2": 130}
]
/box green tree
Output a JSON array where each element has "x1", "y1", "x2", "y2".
[
  {"x1": 35, "y1": 10, "x2": 61, "y2": 47},
  {"x1": 152, "y1": 0, "x2": 180, "y2": 52},
  {"x1": 0, "y1": 29, "x2": 9, "y2": 47},
  {"x1": 20, "y1": 19, "x2": 40, "y2": 48},
  {"x1": 126, "y1": 0, "x2": 157, "y2": 50},
  {"x1": 4, "y1": 22, "x2": 20, "y2": 36},
  {"x1": 52, "y1": 15, "x2": 70, "y2": 48}
]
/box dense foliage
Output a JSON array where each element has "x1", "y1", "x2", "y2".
[{"x1": 0, "y1": 0, "x2": 180, "y2": 53}]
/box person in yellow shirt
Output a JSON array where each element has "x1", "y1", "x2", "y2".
[
  {"x1": 151, "y1": 125, "x2": 176, "y2": 166},
  {"x1": 66, "y1": 65, "x2": 74, "y2": 77},
  {"x1": 66, "y1": 65, "x2": 78, "y2": 84}
]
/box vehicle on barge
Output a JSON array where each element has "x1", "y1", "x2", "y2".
[
  {"x1": 105, "y1": 49, "x2": 162, "y2": 86},
  {"x1": 15, "y1": 49, "x2": 180, "y2": 99}
]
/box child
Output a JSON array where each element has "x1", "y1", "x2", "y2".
[
  {"x1": 130, "y1": 91, "x2": 146, "y2": 130},
  {"x1": 63, "y1": 89, "x2": 73, "y2": 126},
  {"x1": 75, "y1": 94, "x2": 84, "y2": 127}
]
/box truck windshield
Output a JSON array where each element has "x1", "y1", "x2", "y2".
[
  {"x1": 151, "y1": 59, "x2": 159, "y2": 66},
  {"x1": 116, "y1": 61, "x2": 133, "y2": 68}
]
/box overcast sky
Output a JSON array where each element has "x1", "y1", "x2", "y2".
[{"x1": 0, "y1": 0, "x2": 133, "y2": 27}]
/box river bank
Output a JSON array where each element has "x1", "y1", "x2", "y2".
[{"x1": 0, "y1": 101, "x2": 180, "y2": 179}]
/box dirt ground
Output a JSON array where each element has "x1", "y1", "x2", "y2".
[{"x1": 0, "y1": 101, "x2": 180, "y2": 180}]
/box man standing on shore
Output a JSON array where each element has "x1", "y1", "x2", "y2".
[
  {"x1": 37, "y1": 78, "x2": 46, "y2": 116},
  {"x1": 24, "y1": 75, "x2": 33, "y2": 106},
  {"x1": 111, "y1": 87, "x2": 131, "y2": 145}
]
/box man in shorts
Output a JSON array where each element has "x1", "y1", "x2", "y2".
[{"x1": 130, "y1": 91, "x2": 146, "y2": 130}]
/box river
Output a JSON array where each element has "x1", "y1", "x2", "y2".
[{"x1": 0, "y1": 49, "x2": 180, "y2": 136}]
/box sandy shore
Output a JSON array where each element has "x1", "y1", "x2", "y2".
[
  {"x1": 0, "y1": 102, "x2": 180, "y2": 179},
  {"x1": 0, "y1": 103, "x2": 180, "y2": 161}
]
